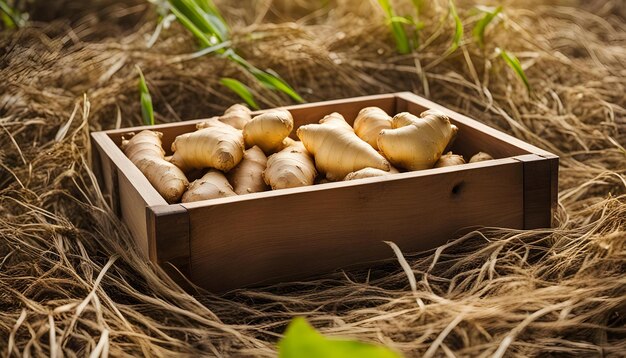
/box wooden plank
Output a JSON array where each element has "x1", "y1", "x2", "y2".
[
  {"x1": 146, "y1": 204, "x2": 191, "y2": 277},
  {"x1": 183, "y1": 159, "x2": 524, "y2": 292},
  {"x1": 91, "y1": 131, "x2": 167, "y2": 260},
  {"x1": 91, "y1": 132, "x2": 120, "y2": 215},
  {"x1": 514, "y1": 154, "x2": 556, "y2": 229},
  {"x1": 395, "y1": 92, "x2": 555, "y2": 158},
  {"x1": 543, "y1": 153, "x2": 559, "y2": 227}
]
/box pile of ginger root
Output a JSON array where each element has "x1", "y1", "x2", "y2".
[{"x1": 121, "y1": 104, "x2": 493, "y2": 204}]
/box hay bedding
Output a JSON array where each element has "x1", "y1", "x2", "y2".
[{"x1": 0, "y1": 0, "x2": 624, "y2": 356}]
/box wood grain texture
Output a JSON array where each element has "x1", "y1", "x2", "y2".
[
  {"x1": 146, "y1": 205, "x2": 191, "y2": 277},
  {"x1": 91, "y1": 132, "x2": 167, "y2": 260},
  {"x1": 515, "y1": 154, "x2": 559, "y2": 229},
  {"x1": 92, "y1": 92, "x2": 559, "y2": 291},
  {"x1": 184, "y1": 159, "x2": 524, "y2": 292},
  {"x1": 91, "y1": 132, "x2": 120, "y2": 215}
]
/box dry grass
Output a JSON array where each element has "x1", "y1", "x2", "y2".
[{"x1": 1, "y1": 0, "x2": 625, "y2": 356}]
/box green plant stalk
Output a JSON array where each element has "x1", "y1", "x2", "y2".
[
  {"x1": 497, "y1": 48, "x2": 531, "y2": 92},
  {"x1": 220, "y1": 78, "x2": 260, "y2": 110},
  {"x1": 447, "y1": 0, "x2": 463, "y2": 54},
  {"x1": 169, "y1": 0, "x2": 228, "y2": 42},
  {"x1": 225, "y1": 50, "x2": 304, "y2": 103},
  {"x1": 0, "y1": 0, "x2": 24, "y2": 29},
  {"x1": 472, "y1": 6, "x2": 502, "y2": 48},
  {"x1": 136, "y1": 66, "x2": 155, "y2": 126},
  {"x1": 377, "y1": 0, "x2": 411, "y2": 54},
  {"x1": 165, "y1": 0, "x2": 304, "y2": 103}
]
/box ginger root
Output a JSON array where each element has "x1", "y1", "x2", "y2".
[
  {"x1": 226, "y1": 146, "x2": 268, "y2": 195},
  {"x1": 297, "y1": 112, "x2": 390, "y2": 181},
  {"x1": 353, "y1": 107, "x2": 392, "y2": 150},
  {"x1": 378, "y1": 110, "x2": 458, "y2": 171},
  {"x1": 344, "y1": 166, "x2": 399, "y2": 181},
  {"x1": 434, "y1": 152, "x2": 466, "y2": 168},
  {"x1": 319, "y1": 112, "x2": 354, "y2": 132},
  {"x1": 182, "y1": 169, "x2": 236, "y2": 203},
  {"x1": 263, "y1": 140, "x2": 317, "y2": 189},
  {"x1": 218, "y1": 104, "x2": 252, "y2": 129},
  {"x1": 243, "y1": 109, "x2": 294, "y2": 154},
  {"x1": 469, "y1": 152, "x2": 494, "y2": 163},
  {"x1": 121, "y1": 130, "x2": 188, "y2": 204},
  {"x1": 170, "y1": 124, "x2": 244, "y2": 172}
]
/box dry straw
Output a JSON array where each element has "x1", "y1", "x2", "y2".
[{"x1": 1, "y1": 0, "x2": 625, "y2": 356}]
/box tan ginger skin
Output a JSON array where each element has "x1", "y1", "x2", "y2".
[
  {"x1": 227, "y1": 146, "x2": 269, "y2": 195},
  {"x1": 297, "y1": 112, "x2": 390, "y2": 181},
  {"x1": 434, "y1": 152, "x2": 466, "y2": 168},
  {"x1": 344, "y1": 166, "x2": 399, "y2": 181},
  {"x1": 469, "y1": 152, "x2": 494, "y2": 163},
  {"x1": 243, "y1": 109, "x2": 294, "y2": 154},
  {"x1": 218, "y1": 104, "x2": 252, "y2": 130},
  {"x1": 319, "y1": 112, "x2": 354, "y2": 132},
  {"x1": 182, "y1": 169, "x2": 237, "y2": 203},
  {"x1": 121, "y1": 130, "x2": 188, "y2": 204},
  {"x1": 170, "y1": 123, "x2": 244, "y2": 172},
  {"x1": 377, "y1": 110, "x2": 458, "y2": 171},
  {"x1": 263, "y1": 140, "x2": 317, "y2": 190},
  {"x1": 353, "y1": 107, "x2": 392, "y2": 150}
]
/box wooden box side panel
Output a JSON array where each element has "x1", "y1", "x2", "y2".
[
  {"x1": 146, "y1": 205, "x2": 191, "y2": 280},
  {"x1": 515, "y1": 154, "x2": 559, "y2": 228},
  {"x1": 91, "y1": 132, "x2": 167, "y2": 260},
  {"x1": 91, "y1": 133, "x2": 120, "y2": 215},
  {"x1": 184, "y1": 160, "x2": 524, "y2": 292}
]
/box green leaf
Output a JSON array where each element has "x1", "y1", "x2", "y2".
[
  {"x1": 169, "y1": 4, "x2": 213, "y2": 47},
  {"x1": 496, "y1": 48, "x2": 531, "y2": 92},
  {"x1": 192, "y1": 0, "x2": 210, "y2": 12},
  {"x1": 0, "y1": 0, "x2": 25, "y2": 29},
  {"x1": 447, "y1": 0, "x2": 463, "y2": 54},
  {"x1": 136, "y1": 66, "x2": 155, "y2": 126},
  {"x1": 223, "y1": 50, "x2": 304, "y2": 103},
  {"x1": 377, "y1": 0, "x2": 411, "y2": 54},
  {"x1": 253, "y1": 68, "x2": 304, "y2": 103},
  {"x1": 168, "y1": 0, "x2": 228, "y2": 44},
  {"x1": 220, "y1": 78, "x2": 260, "y2": 110},
  {"x1": 279, "y1": 318, "x2": 403, "y2": 358},
  {"x1": 472, "y1": 6, "x2": 502, "y2": 48}
]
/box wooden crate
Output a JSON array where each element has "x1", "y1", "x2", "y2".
[{"x1": 91, "y1": 92, "x2": 558, "y2": 292}]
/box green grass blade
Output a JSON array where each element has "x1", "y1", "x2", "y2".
[
  {"x1": 168, "y1": 0, "x2": 228, "y2": 43},
  {"x1": 136, "y1": 66, "x2": 155, "y2": 126},
  {"x1": 193, "y1": 0, "x2": 226, "y2": 25},
  {"x1": 377, "y1": 0, "x2": 411, "y2": 54},
  {"x1": 220, "y1": 78, "x2": 260, "y2": 110},
  {"x1": 472, "y1": 6, "x2": 502, "y2": 48},
  {"x1": 169, "y1": 0, "x2": 211, "y2": 33},
  {"x1": 192, "y1": 0, "x2": 210, "y2": 12},
  {"x1": 169, "y1": 4, "x2": 213, "y2": 47},
  {"x1": 225, "y1": 50, "x2": 303, "y2": 103},
  {"x1": 0, "y1": 1, "x2": 24, "y2": 29},
  {"x1": 447, "y1": 0, "x2": 463, "y2": 54},
  {"x1": 497, "y1": 48, "x2": 531, "y2": 92},
  {"x1": 251, "y1": 68, "x2": 304, "y2": 103}
]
